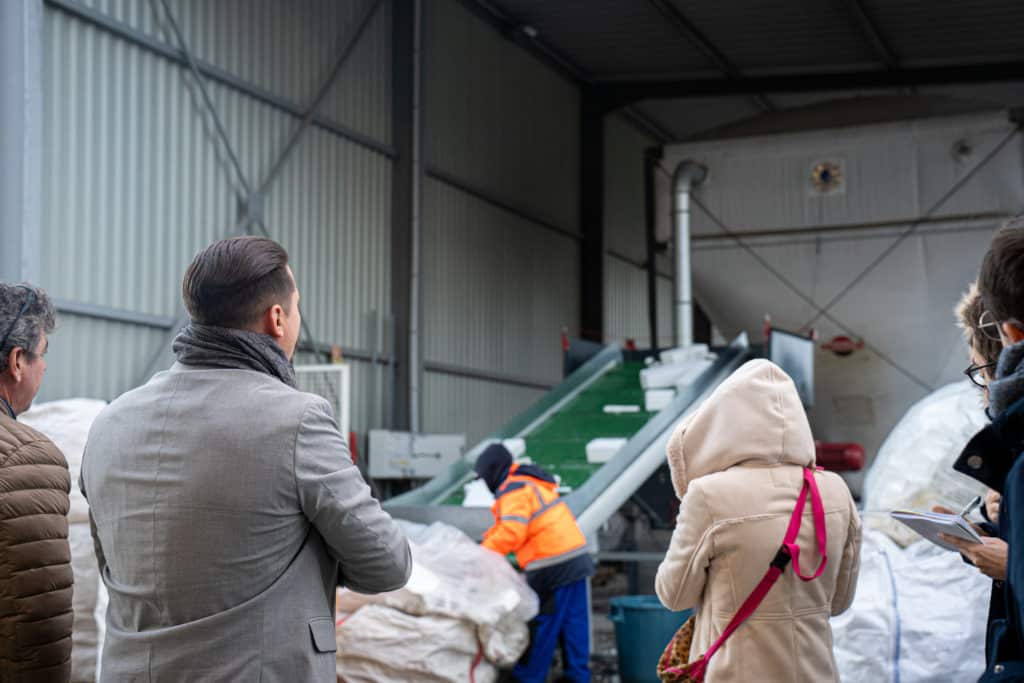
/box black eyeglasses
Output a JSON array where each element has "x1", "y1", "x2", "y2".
[
  {"x1": 964, "y1": 361, "x2": 998, "y2": 388},
  {"x1": 0, "y1": 286, "x2": 37, "y2": 354}
]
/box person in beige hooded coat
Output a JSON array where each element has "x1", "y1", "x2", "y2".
[{"x1": 655, "y1": 359, "x2": 861, "y2": 682}]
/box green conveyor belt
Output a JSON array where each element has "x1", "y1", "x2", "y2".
[{"x1": 446, "y1": 361, "x2": 654, "y2": 504}]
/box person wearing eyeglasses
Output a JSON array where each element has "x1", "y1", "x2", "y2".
[
  {"x1": 956, "y1": 281, "x2": 1004, "y2": 548},
  {"x1": 931, "y1": 281, "x2": 1008, "y2": 673},
  {"x1": 951, "y1": 220, "x2": 1024, "y2": 680},
  {"x1": 0, "y1": 282, "x2": 72, "y2": 682}
]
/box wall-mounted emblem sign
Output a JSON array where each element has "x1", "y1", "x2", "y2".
[{"x1": 810, "y1": 161, "x2": 844, "y2": 195}]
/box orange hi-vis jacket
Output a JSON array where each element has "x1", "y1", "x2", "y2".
[{"x1": 482, "y1": 464, "x2": 589, "y2": 571}]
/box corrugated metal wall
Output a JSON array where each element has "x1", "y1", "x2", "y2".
[
  {"x1": 38, "y1": 0, "x2": 588, "y2": 450},
  {"x1": 663, "y1": 111, "x2": 1024, "y2": 490},
  {"x1": 420, "y1": 0, "x2": 581, "y2": 443},
  {"x1": 603, "y1": 114, "x2": 675, "y2": 348},
  {"x1": 424, "y1": 0, "x2": 580, "y2": 233},
  {"x1": 38, "y1": 0, "x2": 394, "y2": 438}
]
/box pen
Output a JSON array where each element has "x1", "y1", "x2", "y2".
[{"x1": 959, "y1": 495, "x2": 982, "y2": 518}]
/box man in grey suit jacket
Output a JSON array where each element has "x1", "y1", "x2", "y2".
[{"x1": 81, "y1": 237, "x2": 411, "y2": 682}]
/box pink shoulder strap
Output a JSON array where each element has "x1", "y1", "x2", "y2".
[{"x1": 668, "y1": 467, "x2": 828, "y2": 679}]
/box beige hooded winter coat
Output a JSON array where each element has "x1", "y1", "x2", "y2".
[{"x1": 655, "y1": 359, "x2": 861, "y2": 683}]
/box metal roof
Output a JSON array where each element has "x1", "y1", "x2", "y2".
[{"x1": 475, "y1": 0, "x2": 1024, "y2": 140}]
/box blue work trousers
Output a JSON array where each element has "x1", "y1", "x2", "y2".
[{"x1": 513, "y1": 578, "x2": 590, "y2": 683}]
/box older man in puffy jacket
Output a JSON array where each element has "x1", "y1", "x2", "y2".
[{"x1": 0, "y1": 282, "x2": 71, "y2": 682}]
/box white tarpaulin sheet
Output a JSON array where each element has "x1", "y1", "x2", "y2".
[
  {"x1": 862, "y1": 380, "x2": 989, "y2": 546},
  {"x1": 336, "y1": 605, "x2": 497, "y2": 683},
  {"x1": 833, "y1": 379, "x2": 994, "y2": 682},
  {"x1": 337, "y1": 521, "x2": 538, "y2": 681},
  {"x1": 21, "y1": 399, "x2": 108, "y2": 683},
  {"x1": 832, "y1": 528, "x2": 991, "y2": 682}
]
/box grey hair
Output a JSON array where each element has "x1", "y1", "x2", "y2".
[{"x1": 0, "y1": 283, "x2": 56, "y2": 373}]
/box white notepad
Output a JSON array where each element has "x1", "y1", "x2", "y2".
[{"x1": 890, "y1": 510, "x2": 984, "y2": 552}]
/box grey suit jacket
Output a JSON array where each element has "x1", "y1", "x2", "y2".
[{"x1": 80, "y1": 362, "x2": 411, "y2": 682}]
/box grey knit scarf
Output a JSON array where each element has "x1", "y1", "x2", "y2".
[
  {"x1": 172, "y1": 323, "x2": 297, "y2": 388},
  {"x1": 989, "y1": 339, "x2": 1024, "y2": 417}
]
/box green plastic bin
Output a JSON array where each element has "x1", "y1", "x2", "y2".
[{"x1": 609, "y1": 595, "x2": 692, "y2": 683}]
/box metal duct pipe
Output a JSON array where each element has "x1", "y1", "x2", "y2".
[
  {"x1": 409, "y1": 0, "x2": 423, "y2": 433},
  {"x1": 672, "y1": 161, "x2": 707, "y2": 347}
]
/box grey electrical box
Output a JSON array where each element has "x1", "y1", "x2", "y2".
[{"x1": 368, "y1": 430, "x2": 466, "y2": 479}]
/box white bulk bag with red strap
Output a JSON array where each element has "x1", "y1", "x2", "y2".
[{"x1": 337, "y1": 521, "x2": 538, "y2": 678}]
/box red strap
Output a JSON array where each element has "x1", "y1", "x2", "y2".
[
  {"x1": 783, "y1": 467, "x2": 828, "y2": 581},
  {"x1": 690, "y1": 467, "x2": 828, "y2": 675},
  {"x1": 469, "y1": 643, "x2": 484, "y2": 683}
]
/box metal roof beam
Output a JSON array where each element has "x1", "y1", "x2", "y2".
[
  {"x1": 455, "y1": 0, "x2": 590, "y2": 84},
  {"x1": 618, "y1": 107, "x2": 675, "y2": 143},
  {"x1": 840, "y1": 0, "x2": 899, "y2": 69},
  {"x1": 645, "y1": 0, "x2": 774, "y2": 112},
  {"x1": 601, "y1": 60, "x2": 1024, "y2": 107},
  {"x1": 46, "y1": 0, "x2": 395, "y2": 159}
]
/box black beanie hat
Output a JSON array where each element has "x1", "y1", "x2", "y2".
[{"x1": 474, "y1": 443, "x2": 513, "y2": 493}]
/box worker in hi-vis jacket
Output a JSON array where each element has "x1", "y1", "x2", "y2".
[{"x1": 475, "y1": 443, "x2": 594, "y2": 683}]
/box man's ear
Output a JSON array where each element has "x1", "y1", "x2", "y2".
[
  {"x1": 256, "y1": 305, "x2": 285, "y2": 340},
  {"x1": 6, "y1": 348, "x2": 22, "y2": 382},
  {"x1": 1002, "y1": 321, "x2": 1024, "y2": 345},
  {"x1": 268, "y1": 303, "x2": 286, "y2": 340}
]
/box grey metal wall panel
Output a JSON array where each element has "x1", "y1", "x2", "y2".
[
  {"x1": 664, "y1": 112, "x2": 1023, "y2": 237},
  {"x1": 663, "y1": 112, "x2": 1023, "y2": 489},
  {"x1": 422, "y1": 370, "x2": 545, "y2": 445},
  {"x1": 42, "y1": 7, "x2": 237, "y2": 319},
  {"x1": 604, "y1": 257, "x2": 676, "y2": 349},
  {"x1": 422, "y1": 177, "x2": 578, "y2": 384},
  {"x1": 263, "y1": 125, "x2": 392, "y2": 355},
  {"x1": 40, "y1": 4, "x2": 395, "y2": 437},
  {"x1": 35, "y1": 316, "x2": 168, "y2": 402},
  {"x1": 604, "y1": 255, "x2": 646, "y2": 347},
  {"x1": 70, "y1": 0, "x2": 392, "y2": 145},
  {"x1": 604, "y1": 115, "x2": 654, "y2": 264},
  {"x1": 318, "y1": 0, "x2": 392, "y2": 147},
  {"x1": 346, "y1": 358, "x2": 386, "y2": 438},
  {"x1": 603, "y1": 116, "x2": 680, "y2": 349},
  {"x1": 424, "y1": 0, "x2": 580, "y2": 234}
]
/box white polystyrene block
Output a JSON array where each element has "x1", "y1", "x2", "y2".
[
  {"x1": 461, "y1": 479, "x2": 496, "y2": 508},
  {"x1": 586, "y1": 437, "x2": 628, "y2": 464},
  {"x1": 640, "y1": 363, "x2": 685, "y2": 390},
  {"x1": 645, "y1": 389, "x2": 675, "y2": 412},
  {"x1": 603, "y1": 404, "x2": 641, "y2": 414},
  {"x1": 502, "y1": 438, "x2": 527, "y2": 459},
  {"x1": 674, "y1": 359, "x2": 715, "y2": 390},
  {"x1": 660, "y1": 344, "x2": 710, "y2": 365}
]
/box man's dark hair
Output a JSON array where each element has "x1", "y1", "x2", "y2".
[
  {"x1": 980, "y1": 217, "x2": 1024, "y2": 325},
  {"x1": 182, "y1": 237, "x2": 294, "y2": 329}
]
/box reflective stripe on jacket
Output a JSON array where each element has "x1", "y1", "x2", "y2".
[{"x1": 482, "y1": 464, "x2": 587, "y2": 570}]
